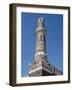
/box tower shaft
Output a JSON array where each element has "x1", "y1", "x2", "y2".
[{"x1": 35, "y1": 17, "x2": 48, "y2": 64}]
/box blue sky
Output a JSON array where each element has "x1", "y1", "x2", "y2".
[{"x1": 21, "y1": 12, "x2": 63, "y2": 77}]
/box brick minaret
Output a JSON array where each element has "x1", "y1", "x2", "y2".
[
  {"x1": 29, "y1": 17, "x2": 62, "y2": 76},
  {"x1": 35, "y1": 17, "x2": 48, "y2": 64}
]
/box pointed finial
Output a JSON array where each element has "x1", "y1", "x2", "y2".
[{"x1": 38, "y1": 17, "x2": 44, "y2": 28}]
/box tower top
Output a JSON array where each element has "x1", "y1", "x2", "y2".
[
  {"x1": 36, "y1": 17, "x2": 45, "y2": 31},
  {"x1": 38, "y1": 17, "x2": 44, "y2": 28}
]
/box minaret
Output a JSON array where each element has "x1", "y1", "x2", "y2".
[
  {"x1": 29, "y1": 17, "x2": 63, "y2": 76},
  {"x1": 35, "y1": 17, "x2": 48, "y2": 64}
]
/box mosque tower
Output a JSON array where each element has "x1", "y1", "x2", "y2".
[{"x1": 29, "y1": 17, "x2": 62, "y2": 76}]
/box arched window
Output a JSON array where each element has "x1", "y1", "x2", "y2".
[
  {"x1": 40, "y1": 35, "x2": 42, "y2": 41},
  {"x1": 44, "y1": 35, "x2": 45, "y2": 41}
]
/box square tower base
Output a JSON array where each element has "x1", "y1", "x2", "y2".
[{"x1": 29, "y1": 61, "x2": 55, "y2": 77}]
